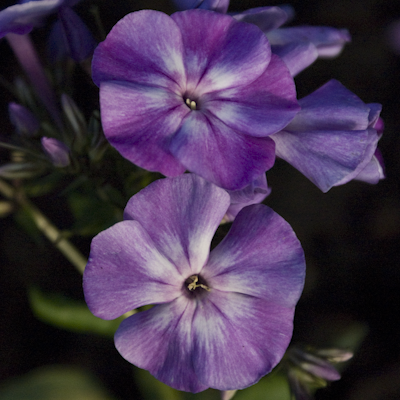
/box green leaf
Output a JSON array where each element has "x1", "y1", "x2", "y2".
[
  {"x1": 28, "y1": 287, "x2": 123, "y2": 337},
  {"x1": 234, "y1": 371, "x2": 291, "y2": 400},
  {"x1": 0, "y1": 365, "x2": 116, "y2": 400}
]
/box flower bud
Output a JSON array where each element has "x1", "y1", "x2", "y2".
[
  {"x1": 8, "y1": 102, "x2": 40, "y2": 136},
  {"x1": 41, "y1": 137, "x2": 70, "y2": 167}
]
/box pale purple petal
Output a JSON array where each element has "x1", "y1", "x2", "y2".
[
  {"x1": 170, "y1": 111, "x2": 276, "y2": 190},
  {"x1": 99, "y1": 81, "x2": 187, "y2": 177},
  {"x1": 115, "y1": 297, "x2": 208, "y2": 393},
  {"x1": 224, "y1": 174, "x2": 270, "y2": 223},
  {"x1": 0, "y1": 0, "x2": 63, "y2": 38},
  {"x1": 41, "y1": 137, "x2": 70, "y2": 167},
  {"x1": 92, "y1": 10, "x2": 186, "y2": 91},
  {"x1": 272, "y1": 42, "x2": 318, "y2": 76},
  {"x1": 354, "y1": 149, "x2": 385, "y2": 184},
  {"x1": 273, "y1": 128, "x2": 378, "y2": 192},
  {"x1": 191, "y1": 290, "x2": 295, "y2": 389},
  {"x1": 233, "y1": 6, "x2": 289, "y2": 32},
  {"x1": 171, "y1": 10, "x2": 271, "y2": 94},
  {"x1": 83, "y1": 221, "x2": 183, "y2": 320},
  {"x1": 204, "y1": 54, "x2": 300, "y2": 137},
  {"x1": 267, "y1": 26, "x2": 351, "y2": 58},
  {"x1": 367, "y1": 103, "x2": 383, "y2": 131},
  {"x1": 288, "y1": 79, "x2": 370, "y2": 132},
  {"x1": 203, "y1": 204, "x2": 305, "y2": 306},
  {"x1": 124, "y1": 174, "x2": 230, "y2": 276}
]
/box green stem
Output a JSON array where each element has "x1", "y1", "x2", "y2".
[{"x1": 0, "y1": 178, "x2": 87, "y2": 274}]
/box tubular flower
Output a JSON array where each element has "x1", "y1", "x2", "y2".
[
  {"x1": 271, "y1": 80, "x2": 384, "y2": 192},
  {"x1": 92, "y1": 9, "x2": 300, "y2": 190},
  {"x1": 83, "y1": 174, "x2": 306, "y2": 392}
]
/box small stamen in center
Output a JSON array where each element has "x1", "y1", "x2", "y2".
[
  {"x1": 186, "y1": 275, "x2": 210, "y2": 292},
  {"x1": 185, "y1": 98, "x2": 197, "y2": 111}
]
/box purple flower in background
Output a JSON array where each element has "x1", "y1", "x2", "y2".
[
  {"x1": 41, "y1": 137, "x2": 70, "y2": 167},
  {"x1": 170, "y1": 1, "x2": 350, "y2": 76},
  {"x1": 92, "y1": 9, "x2": 299, "y2": 190},
  {"x1": 8, "y1": 102, "x2": 40, "y2": 136},
  {"x1": 1, "y1": 0, "x2": 95, "y2": 61},
  {"x1": 83, "y1": 174, "x2": 305, "y2": 392},
  {"x1": 172, "y1": 0, "x2": 229, "y2": 13},
  {"x1": 271, "y1": 80, "x2": 384, "y2": 192},
  {"x1": 0, "y1": 0, "x2": 63, "y2": 38}
]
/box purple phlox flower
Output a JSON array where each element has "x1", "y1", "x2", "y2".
[
  {"x1": 0, "y1": 0, "x2": 63, "y2": 38},
  {"x1": 242, "y1": 16, "x2": 350, "y2": 76},
  {"x1": 83, "y1": 174, "x2": 306, "y2": 392},
  {"x1": 92, "y1": 9, "x2": 299, "y2": 190},
  {"x1": 1, "y1": 0, "x2": 95, "y2": 61},
  {"x1": 8, "y1": 102, "x2": 40, "y2": 136},
  {"x1": 170, "y1": 2, "x2": 350, "y2": 77},
  {"x1": 41, "y1": 136, "x2": 70, "y2": 167},
  {"x1": 285, "y1": 346, "x2": 353, "y2": 400},
  {"x1": 271, "y1": 79, "x2": 383, "y2": 192},
  {"x1": 172, "y1": 0, "x2": 229, "y2": 13},
  {"x1": 222, "y1": 173, "x2": 271, "y2": 223}
]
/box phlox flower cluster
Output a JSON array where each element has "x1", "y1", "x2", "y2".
[{"x1": 0, "y1": 0, "x2": 385, "y2": 397}]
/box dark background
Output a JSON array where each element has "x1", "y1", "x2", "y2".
[{"x1": 1, "y1": 0, "x2": 400, "y2": 399}]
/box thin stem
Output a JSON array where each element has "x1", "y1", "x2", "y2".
[{"x1": 0, "y1": 178, "x2": 87, "y2": 274}]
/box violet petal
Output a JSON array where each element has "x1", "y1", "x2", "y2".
[
  {"x1": 99, "y1": 81, "x2": 187, "y2": 177},
  {"x1": 123, "y1": 174, "x2": 230, "y2": 276},
  {"x1": 204, "y1": 53, "x2": 300, "y2": 137},
  {"x1": 170, "y1": 111, "x2": 276, "y2": 190},
  {"x1": 171, "y1": 9, "x2": 271, "y2": 94},
  {"x1": 83, "y1": 220, "x2": 183, "y2": 320},
  {"x1": 115, "y1": 298, "x2": 208, "y2": 393}
]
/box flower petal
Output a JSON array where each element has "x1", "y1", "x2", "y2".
[
  {"x1": 99, "y1": 81, "x2": 187, "y2": 176},
  {"x1": 92, "y1": 10, "x2": 186, "y2": 91},
  {"x1": 124, "y1": 174, "x2": 230, "y2": 276},
  {"x1": 267, "y1": 26, "x2": 351, "y2": 58},
  {"x1": 224, "y1": 174, "x2": 271, "y2": 223},
  {"x1": 0, "y1": 0, "x2": 63, "y2": 38},
  {"x1": 115, "y1": 297, "x2": 208, "y2": 393},
  {"x1": 170, "y1": 111, "x2": 276, "y2": 190},
  {"x1": 204, "y1": 54, "x2": 300, "y2": 137},
  {"x1": 171, "y1": 9, "x2": 271, "y2": 94},
  {"x1": 354, "y1": 149, "x2": 385, "y2": 184},
  {"x1": 191, "y1": 289, "x2": 296, "y2": 389},
  {"x1": 273, "y1": 128, "x2": 379, "y2": 192},
  {"x1": 83, "y1": 221, "x2": 183, "y2": 320},
  {"x1": 272, "y1": 42, "x2": 318, "y2": 76},
  {"x1": 272, "y1": 80, "x2": 381, "y2": 192},
  {"x1": 233, "y1": 6, "x2": 289, "y2": 32},
  {"x1": 203, "y1": 204, "x2": 305, "y2": 306},
  {"x1": 288, "y1": 79, "x2": 370, "y2": 132}
]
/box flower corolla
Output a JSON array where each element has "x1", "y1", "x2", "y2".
[
  {"x1": 83, "y1": 174, "x2": 305, "y2": 392},
  {"x1": 271, "y1": 80, "x2": 384, "y2": 192},
  {"x1": 92, "y1": 9, "x2": 300, "y2": 190}
]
